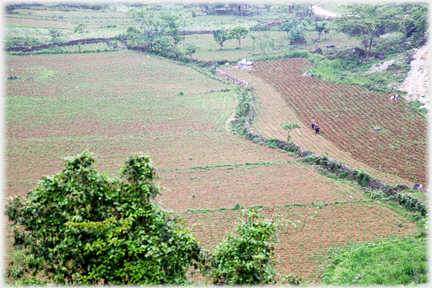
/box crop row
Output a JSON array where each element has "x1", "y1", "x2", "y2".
[
  {"x1": 252, "y1": 58, "x2": 427, "y2": 184},
  {"x1": 180, "y1": 201, "x2": 417, "y2": 283}
]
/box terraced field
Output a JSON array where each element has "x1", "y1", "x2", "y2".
[
  {"x1": 221, "y1": 66, "x2": 415, "y2": 187},
  {"x1": 181, "y1": 202, "x2": 417, "y2": 283},
  {"x1": 5, "y1": 2, "x2": 427, "y2": 283},
  {"x1": 6, "y1": 50, "x2": 420, "y2": 284},
  {"x1": 243, "y1": 58, "x2": 427, "y2": 185}
]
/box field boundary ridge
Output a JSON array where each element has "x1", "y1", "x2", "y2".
[{"x1": 214, "y1": 68, "x2": 427, "y2": 217}]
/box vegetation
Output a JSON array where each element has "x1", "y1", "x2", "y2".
[
  {"x1": 6, "y1": 152, "x2": 203, "y2": 285},
  {"x1": 208, "y1": 209, "x2": 278, "y2": 285},
  {"x1": 400, "y1": 4, "x2": 428, "y2": 47},
  {"x1": 229, "y1": 24, "x2": 249, "y2": 49},
  {"x1": 322, "y1": 236, "x2": 428, "y2": 285},
  {"x1": 213, "y1": 29, "x2": 231, "y2": 50},
  {"x1": 4, "y1": 2, "x2": 428, "y2": 286},
  {"x1": 281, "y1": 122, "x2": 301, "y2": 141},
  {"x1": 332, "y1": 4, "x2": 401, "y2": 59}
]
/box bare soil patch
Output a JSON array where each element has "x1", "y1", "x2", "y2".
[{"x1": 399, "y1": 43, "x2": 430, "y2": 103}]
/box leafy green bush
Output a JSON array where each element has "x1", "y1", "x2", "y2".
[
  {"x1": 374, "y1": 32, "x2": 406, "y2": 54},
  {"x1": 209, "y1": 209, "x2": 278, "y2": 285},
  {"x1": 408, "y1": 100, "x2": 427, "y2": 115},
  {"x1": 6, "y1": 151, "x2": 202, "y2": 285}
]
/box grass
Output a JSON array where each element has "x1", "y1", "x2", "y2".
[
  {"x1": 4, "y1": 4, "x2": 427, "y2": 286},
  {"x1": 322, "y1": 235, "x2": 428, "y2": 285}
]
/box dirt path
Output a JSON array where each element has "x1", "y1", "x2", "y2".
[
  {"x1": 221, "y1": 66, "x2": 414, "y2": 187},
  {"x1": 224, "y1": 93, "x2": 238, "y2": 132},
  {"x1": 399, "y1": 42, "x2": 430, "y2": 104},
  {"x1": 312, "y1": 5, "x2": 339, "y2": 19}
]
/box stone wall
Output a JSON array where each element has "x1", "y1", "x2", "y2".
[{"x1": 215, "y1": 68, "x2": 248, "y2": 88}]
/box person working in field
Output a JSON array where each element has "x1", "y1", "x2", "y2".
[
  {"x1": 315, "y1": 124, "x2": 320, "y2": 134},
  {"x1": 311, "y1": 118, "x2": 316, "y2": 129},
  {"x1": 395, "y1": 94, "x2": 400, "y2": 103},
  {"x1": 390, "y1": 95, "x2": 395, "y2": 105}
]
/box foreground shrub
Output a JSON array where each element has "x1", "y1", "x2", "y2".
[
  {"x1": 209, "y1": 209, "x2": 278, "y2": 285},
  {"x1": 6, "y1": 151, "x2": 202, "y2": 285}
]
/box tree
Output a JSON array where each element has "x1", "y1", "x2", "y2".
[
  {"x1": 250, "y1": 34, "x2": 257, "y2": 55},
  {"x1": 160, "y1": 11, "x2": 182, "y2": 49},
  {"x1": 74, "y1": 23, "x2": 86, "y2": 33},
  {"x1": 49, "y1": 29, "x2": 60, "y2": 42},
  {"x1": 400, "y1": 4, "x2": 428, "y2": 46},
  {"x1": 281, "y1": 123, "x2": 301, "y2": 141},
  {"x1": 185, "y1": 42, "x2": 198, "y2": 60},
  {"x1": 314, "y1": 21, "x2": 328, "y2": 41},
  {"x1": 229, "y1": 24, "x2": 249, "y2": 48},
  {"x1": 213, "y1": 29, "x2": 231, "y2": 50},
  {"x1": 6, "y1": 151, "x2": 202, "y2": 285},
  {"x1": 209, "y1": 209, "x2": 278, "y2": 285},
  {"x1": 333, "y1": 4, "x2": 402, "y2": 59},
  {"x1": 129, "y1": 7, "x2": 164, "y2": 52},
  {"x1": 126, "y1": 26, "x2": 141, "y2": 45},
  {"x1": 288, "y1": 28, "x2": 305, "y2": 44},
  {"x1": 178, "y1": 11, "x2": 193, "y2": 49},
  {"x1": 281, "y1": 16, "x2": 308, "y2": 43},
  {"x1": 264, "y1": 4, "x2": 272, "y2": 13},
  {"x1": 129, "y1": 7, "x2": 159, "y2": 33}
]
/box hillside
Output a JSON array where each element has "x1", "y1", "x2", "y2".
[{"x1": 4, "y1": 2, "x2": 428, "y2": 286}]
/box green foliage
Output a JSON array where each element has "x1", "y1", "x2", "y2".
[
  {"x1": 6, "y1": 151, "x2": 202, "y2": 285},
  {"x1": 356, "y1": 170, "x2": 370, "y2": 187},
  {"x1": 209, "y1": 209, "x2": 278, "y2": 285},
  {"x1": 74, "y1": 24, "x2": 86, "y2": 33},
  {"x1": 333, "y1": 4, "x2": 402, "y2": 58},
  {"x1": 281, "y1": 122, "x2": 301, "y2": 141},
  {"x1": 229, "y1": 24, "x2": 249, "y2": 48},
  {"x1": 374, "y1": 32, "x2": 407, "y2": 54},
  {"x1": 49, "y1": 29, "x2": 60, "y2": 42},
  {"x1": 213, "y1": 29, "x2": 231, "y2": 50},
  {"x1": 160, "y1": 11, "x2": 182, "y2": 48},
  {"x1": 288, "y1": 28, "x2": 305, "y2": 44},
  {"x1": 313, "y1": 21, "x2": 328, "y2": 40},
  {"x1": 281, "y1": 273, "x2": 304, "y2": 285},
  {"x1": 184, "y1": 42, "x2": 199, "y2": 60},
  {"x1": 322, "y1": 236, "x2": 428, "y2": 285},
  {"x1": 400, "y1": 4, "x2": 428, "y2": 46},
  {"x1": 408, "y1": 100, "x2": 427, "y2": 115}
]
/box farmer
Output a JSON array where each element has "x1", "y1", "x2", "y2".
[
  {"x1": 395, "y1": 94, "x2": 400, "y2": 103},
  {"x1": 390, "y1": 95, "x2": 395, "y2": 105},
  {"x1": 311, "y1": 118, "x2": 316, "y2": 129},
  {"x1": 315, "y1": 124, "x2": 320, "y2": 134}
]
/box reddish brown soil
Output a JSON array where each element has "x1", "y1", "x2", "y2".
[
  {"x1": 181, "y1": 201, "x2": 418, "y2": 284},
  {"x1": 222, "y1": 66, "x2": 414, "y2": 187},
  {"x1": 159, "y1": 163, "x2": 366, "y2": 211},
  {"x1": 248, "y1": 58, "x2": 427, "y2": 185}
]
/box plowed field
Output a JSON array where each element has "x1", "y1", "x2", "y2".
[
  {"x1": 220, "y1": 66, "x2": 413, "y2": 186},
  {"x1": 159, "y1": 162, "x2": 366, "y2": 211},
  {"x1": 250, "y1": 58, "x2": 427, "y2": 184},
  {"x1": 181, "y1": 201, "x2": 417, "y2": 283}
]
